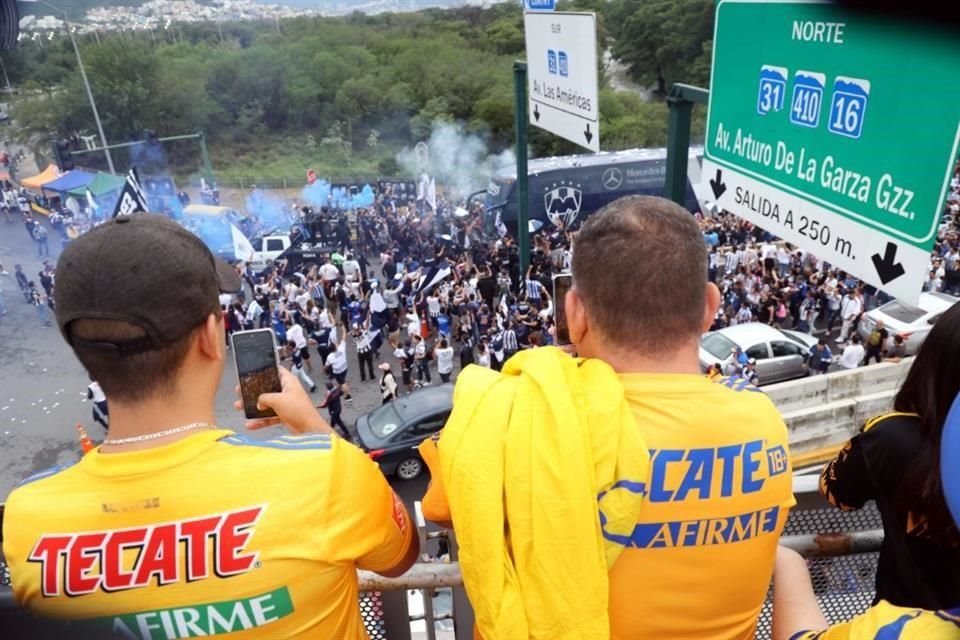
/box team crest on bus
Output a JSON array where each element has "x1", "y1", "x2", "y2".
[{"x1": 544, "y1": 180, "x2": 583, "y2": 228}]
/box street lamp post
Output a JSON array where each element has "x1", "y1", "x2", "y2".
[
  {"x1": 0, "y1": 55, "x2": 13, "y2": 94},
  {"x1": 67, "y1": 25, "x2": 115, "y2": 174},
  {"x1": 34, "y1": 0, "x2": 116, "y2": 174}
]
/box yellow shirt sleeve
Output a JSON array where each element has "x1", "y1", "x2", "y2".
[
  {"x1": 789, "y1": 602, "x2": 960, "y2": 640},
  {"x1": 326, "y1": 440, "x2": 415, "y2": 573},
  {"x1": 419, "y1": 434, "x2": 452, "y2": 523}
]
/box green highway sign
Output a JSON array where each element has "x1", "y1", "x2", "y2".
[{"x1": 703, "y1": 0, "x2": 960, "y2": 303}]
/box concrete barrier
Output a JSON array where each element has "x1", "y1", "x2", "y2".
[{"x1": 767, "y1": 359, "x2": 913, "y2": 459}]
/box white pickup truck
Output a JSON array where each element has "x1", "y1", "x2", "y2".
[
  {"x1": 245, "y1": 234, "x2": 292, "y2": 273},
  {"x1": 243, "y1": 232, "x2": 331, "y2": 276}
]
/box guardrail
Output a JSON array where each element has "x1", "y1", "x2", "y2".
[{"x1": 768, "y1": 358, "x2": 910, "y2": 460}]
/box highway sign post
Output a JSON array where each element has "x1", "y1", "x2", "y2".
[
  {"x1": 703, "y1": 0, "x2": 960, "y2": 303},
  {"x1": 523, "y1": 12, "x2": 599, "y2": 152}
]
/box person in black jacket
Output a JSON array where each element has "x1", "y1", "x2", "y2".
[
  {"x1": 317, "y1": 380, "x2": 347, "y2": 438},
  {"x1": 820, "y1": 302, "x2": 960, "y2": 610}
]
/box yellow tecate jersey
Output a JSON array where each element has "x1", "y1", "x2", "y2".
[
  {"x1": 420, "y1": 373, "x2": 796, "y2": 640},
  {"x1": 608, "y1": 374, "x2": 795, "y2": 640},
  {"x1": 2, "y1": 430, "x2": 414, "y2": 640},
  {"x1": 791, "y1": 601, "x2": 960, "y2": 640}
]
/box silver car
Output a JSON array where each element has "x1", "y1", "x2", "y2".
[
  {"x1": 858, "y1": 292, "x2": 958, "y2": 356},
  {"x1": 699, "y1": 322, "x2": 819, "y2": 385}
]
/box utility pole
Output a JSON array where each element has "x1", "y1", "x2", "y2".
[
  {"x1": 68, "y1": 24, "x2": 115, "y2": 174},
  {"x1": 0, "y1": 54, "x2": 13, "y2": 95},
  {"x1": 35, "y1": 0, "x2": 115, "y2": 174}
]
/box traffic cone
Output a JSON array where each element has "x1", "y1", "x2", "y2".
[{"x1": 76, "y1": 424, "x2": 95, "y2": 455}]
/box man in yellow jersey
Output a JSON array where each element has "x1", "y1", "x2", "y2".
[
  {"x1": 771, "y1": 394, "x2": 960, "y2": 640},
  {"x1": 420, "y1": 196, "x2": 795, "y2": 639},
  {"x1": 2, "y1": 214, "x2": 418, "y2": 638}
]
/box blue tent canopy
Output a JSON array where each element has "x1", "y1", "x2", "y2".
[{"x1": 41, "y1": 170, "x2": 96, "y2": 196}]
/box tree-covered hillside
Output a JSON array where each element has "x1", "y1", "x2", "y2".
[{"x1": 3, "y1": 1, "x2": 714, "y2": 181}]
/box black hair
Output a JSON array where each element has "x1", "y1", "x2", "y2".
[{"x1": 893, "y1": 301, "x2": 960, "y2": 544}]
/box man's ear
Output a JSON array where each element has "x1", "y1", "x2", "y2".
[
  {"x1": 197, "y1": 313, "x2": 225, "y2": 362},
  {"x1": 703, "y1": 283, "x2": 722, "y2": 332},
  {"x1": 567, "y1": 288, "x2": 588, "y2": 346}
]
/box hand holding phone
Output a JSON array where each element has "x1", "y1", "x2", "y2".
[
  {"x1": 234, "y1": 367, "x2": 333, "y2": 435},
  {"x1": 233, "y1": 329, "x2": 282, "y2": 419}
]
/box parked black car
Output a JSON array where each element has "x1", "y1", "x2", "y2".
[{"x1": 353, "y1": 384, "x2": 454, "y2": 480}]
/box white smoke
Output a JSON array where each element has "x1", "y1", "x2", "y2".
[{"x1": 397, "y1": 121, "x2": 516, "y2": 199}]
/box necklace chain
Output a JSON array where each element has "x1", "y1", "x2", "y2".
[{"x1": 102, "y1": 423, "x2": 215, "y2": 446}]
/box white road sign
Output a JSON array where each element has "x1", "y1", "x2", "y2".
[
  {"x1": 523, "y1": 12, "x2": 599, "y2": 153},
  {"x1": 702, "y1": 158, "x2": 934, "y2": 303}
]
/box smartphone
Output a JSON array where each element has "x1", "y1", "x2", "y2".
[
  {"x1": 232, "y1": 329, "x2": 282, "y2": 419},
  {"x1": 552, "y1": 273, "x2": 573, "y2": 346}
]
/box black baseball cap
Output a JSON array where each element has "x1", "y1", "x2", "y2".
[{"x1": 55, "y1": 214, "x2": 242, "y2": 352}]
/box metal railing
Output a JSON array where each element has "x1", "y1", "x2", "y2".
[{"x1": 0, "y1": 477, "x2": 882, "y2": 640}]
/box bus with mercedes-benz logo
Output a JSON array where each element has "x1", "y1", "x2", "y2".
[{"x1": 480, "y1": 146, "x2": 708, "y2": 236}]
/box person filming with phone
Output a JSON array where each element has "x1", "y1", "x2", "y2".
[
  {"x1": 418, "y1": 196, "x2": 794, "y2": 639},
  {"x1": 2, "y1": 214, "x2": 418, "y2": 638}
]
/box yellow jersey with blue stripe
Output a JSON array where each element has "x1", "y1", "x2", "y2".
[
  {"x1": 1, "y1": 429, "x2": 414, "y2": 639},
  {"x1": 791, "y1": 601, "x2": 960, "y2": 640},
  {"x1": 421, "y1": 372, "x2": 794, "y2": 640},
  {"x1": 608, "y1": 373, "x2": 794, "y2": 640}
]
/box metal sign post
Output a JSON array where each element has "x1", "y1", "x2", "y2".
[{"x1": 513, "y1": 61, "x2": 530, "y2": 279}]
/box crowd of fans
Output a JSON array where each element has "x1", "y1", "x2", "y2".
[
  {"x1": 6, "y1": 159, "x2": 960, "y2": 394},
  {"x1": 3, "y1": 159, "x2": 960, "y2": 639},
  {"x1": 696, "y1": 161, "x2": 960, "y2": 379},
  {"x1": 214, "y1": 185, "x2": 575, "y2": 407}
]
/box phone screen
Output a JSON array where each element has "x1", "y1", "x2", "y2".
[
  {"x1": 233, "y1": 329, "x2": 281, "y2": 419},
  {"x1": 553, "y1": 273, "x2": 573, "y2": 346}
]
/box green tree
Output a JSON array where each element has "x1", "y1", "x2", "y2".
[
  {"x1": 81, "y1": 39, "x2": 160, "y2": 138},
  {"x1": 410, "y1": 98, "x2": 453, "y2": 141},
  {"x1": 378, "y1": 157, "x2": 400, "y2": 176},
  {"x1": 321, "y1": 122, "x2": 352, "y2": 163},
  {"x1": 610, "y1": 0, "x2": 714, "y2": 93},
  {"x1": 482, "y1": 16, "x2": 525, "y2": 56},
  {"x1": 472, "y1": 92, "x2": 514, "y2": 145},
  {"x1": 333, "y1": 75, "x2": 381, "y2": 143},
  {"x1": 7, "y1": 6, "x2": 706, "y2": 181}
]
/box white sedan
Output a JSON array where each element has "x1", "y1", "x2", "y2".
[
  {"x1": 699, "y1": 322, "x2": 820, "y2": 385},
  {"x1": 858, "y1": 292, "x2": 958, "y2": 356}
]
